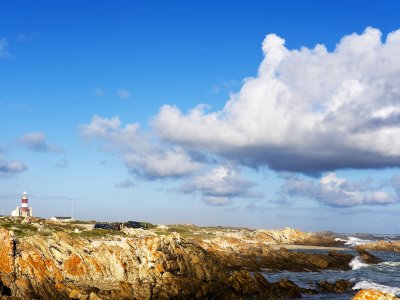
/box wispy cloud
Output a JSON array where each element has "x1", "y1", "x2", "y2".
[
  {"x1": 115, "y1": 179, "x2": 135, "y2": 188},
  {"x1": 0, "y1": 158, "x2": 27, "y2": 178},
  {"x1": 95, "y1": 87, "x2": 106, "y2": 97},
  {"x1": 17, "y1": 132, "x2": 63, "y2": 153},
  {"x1": 55, "y1": 158, "x2": 69, "y2": 168},
  {"x1": 211, "y1": 78, "x2": 239, "y2": 94},
  {"x1": 117, "y1": 89, "x2": 131, "y2": 99},
  {"x1": 16, "y1": 32, "x2": 39, "y2": 42},
  {"x1": 81, "y1": 115, "x2": 201, "y2": 179},
  {"x1": 0, "y1": 38, "x2": 12, "y2": 59}
]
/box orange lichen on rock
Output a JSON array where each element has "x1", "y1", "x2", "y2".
[
  {"x1": 18, "y1": 252, "x2": 43, "y2": 281},
  {"x1": 15, "y1": 278, "x2": 30, "y2": 289},
  {"x1": 86, "y1": 256, "x2": 102, "y2": 273},
  {"x1": 64, "y1": 255, "x2": 86, "y2": 277},
  {"x1": 352, "y1": 289, "x2": 400, "y2": 300},
  {"x1": 0, "y1": 228, "x2": 14, "y2": 275}
]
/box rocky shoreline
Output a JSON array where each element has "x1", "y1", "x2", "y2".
[
  {"x1": 356, "y1": 240, "x2": 400, "y2": 253},
  {"x1": 0, "y1": 220, "x2": 392, "y2": 299}
]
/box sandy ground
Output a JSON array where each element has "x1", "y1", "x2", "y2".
[{"x1": 270, "y1": 244, "x2": 350, "y2": 251}]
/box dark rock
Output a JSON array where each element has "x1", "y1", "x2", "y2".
[
  {"x1": 228, "y1": 271, "x2": 302, "y2": 299},
  {"x1": 272, "y1": 278, "x2": 302, "y2": 298},
  {"x1": 307, "y1": 255, "x2": 329, "y2": 269},
  {"x1": 317, "y1": 279, "x2": 354, "y2": 293},
  {"x1": 358, "y1": 250, "x2": 383, "y2": 264},
  {"x1": 228, "y1": 270, "x2": 260, "y2": 295}
]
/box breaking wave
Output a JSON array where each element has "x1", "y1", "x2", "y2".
[
  {"x1": 349, "y1": 256, "x2": 369, "y2": 270},
  {"x1": 353, "y1": 280, "x2": 400, "y2": 296},
  {"x1": 345, "y1": 236, "x2": 373, "y2": 247}
]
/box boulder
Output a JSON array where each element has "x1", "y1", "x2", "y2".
[
  {"x1": 358, "y1": 250, "x2": 383, "y2": 264},
  {"x1": 352, "y1": 289, "x2": 400, "y2": 299},
  {"x1": 317, "y1": 279, "x2": 353, "y2": 293}
]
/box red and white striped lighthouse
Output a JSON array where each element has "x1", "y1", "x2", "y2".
[{"x1": 21, "y1": 191, "x2": 29, "y2": 216}]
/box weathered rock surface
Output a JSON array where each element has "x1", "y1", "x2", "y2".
[
  {"x1": 352, "y1": 289, "x2": 400, "y2": 299},
  {"x1": 0, "y1": 225, "x2": 359, "y2": 300},
  {"x1": 252, "y1": 227, "x2": 343, "y2": 247},
  {"x1": 1, "y1": 227, "x2": 346, "y2": 300},
  {"x1": 357, "y1": 240, "x2": 400, "y2": 253},
  {"x1": 204, "y1": 240, "x2": 354, "y2": 272}
]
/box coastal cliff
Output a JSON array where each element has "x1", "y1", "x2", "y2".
[{"x1": 0, "y1": 225, "x2": 356, "y2": 300}]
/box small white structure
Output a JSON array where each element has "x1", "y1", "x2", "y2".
[
  {"x1": 50, "y1": 216, "x2": 74, "y2": 222},
  {"x1": 11, "y1": 192, "x2": 33, "y2": 217}
]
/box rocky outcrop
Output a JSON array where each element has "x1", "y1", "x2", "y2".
[
  {"x1": 0, "y1": 228, "x2": 15, "y2": 298},
  {"x1": 252, "y1": 227, "x2": 343, "y2": 247},
  {"x1": 1, "y1": 228, "x2": 334, "y2": 300},
  {"x1": 357, "y1": 250, "x2": 383, "y2": 264},
  {"x1": 171, "y1": 225, "x2": 343, "y2": 247},
  {"x1": 352, "y1": 289, "x2": 400, "y2": 299},
  {"x1": 204, "y1": 239, "x2": 354, "y2": 272},
  {"x1": 356, "y1": 240, "x2": 400, "y2": 253}
]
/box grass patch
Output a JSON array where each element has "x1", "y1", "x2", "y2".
[{"x1": 0, "y1": 222, "x2": 38, "y2": 237}]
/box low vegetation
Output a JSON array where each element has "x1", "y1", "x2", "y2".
[
  {"x1": 0, "y1": 221, "x2": 38, "y2": 237},
  {"x1": 0, "y1": 217, "x2": 253, "y2": 240}
]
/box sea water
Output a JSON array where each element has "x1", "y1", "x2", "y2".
[{"x1": 262, "y1": 236, "x2": 400, "y2": 299}]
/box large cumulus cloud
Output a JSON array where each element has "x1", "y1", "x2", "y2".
[{"x1": 153, "y1": 27, "x2": 400, "y2": 174}]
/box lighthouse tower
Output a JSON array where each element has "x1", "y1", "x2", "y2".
[
  {"x1": 11, "y1": 192, "x2": 33, "y2": 217},
  {"x1": 21, "y1": 192, "x2": 29, "y2": 216}
]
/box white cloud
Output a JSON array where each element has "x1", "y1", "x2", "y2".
[
  {"x1": 204, "y1": 196, "x2": 232, "y2": 206},
  {"x1": 0, "y1": 157, "x2": 27, "y2": 177},
  {"x1": 81, "y1": 115, "x2": 201, "y2": 179},
  {"x1": 0, "y1": 38, "x2": 12, "y2": 58},
  {"x1": 117, "y1": 89, "x2": 131, "y2": 99},
  {"x1": 153, "y1": 27, "x2": 400, "y2": 174},
  {"x1": 181, "y1": 166, "x2": 263, "y2": 205},
  {"x1": 17, "y1": 132, "x2": 63, "y2": 153},
  {"x1": 282, "y1": 172, "x2": 398, "y2": 207}
]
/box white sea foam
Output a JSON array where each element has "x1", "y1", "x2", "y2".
[
  {"x1": 335, "y1": 238, "x2": 347, "y2": 242},
  {"x1": 345, "y1": 236, "x2": 373, "y2": 247},
  {"x1": 353, "y1": 280, "x2": 400, "y2": 296},
  {"x1": 349, "y1": 256, "x2": 369, "y2": 270},
  {"x1": 380, "y1": 261, "x2": 400, "y2": 267}
]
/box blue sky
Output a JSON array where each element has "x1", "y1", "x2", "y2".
[{"x1": 1, "y1": 1, "x2": 400, "y2": 233}]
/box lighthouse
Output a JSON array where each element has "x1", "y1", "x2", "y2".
[
  {"x1": 21, "y1": 192, "x2": 29, "y2": 216},
  {"x1": 11, "y1": 192, "x2": 33, "y2": 217}
]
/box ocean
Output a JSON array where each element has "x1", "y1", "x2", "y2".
[{"x1": 262, "y1": 236, "x2": 400, "y2": 299}]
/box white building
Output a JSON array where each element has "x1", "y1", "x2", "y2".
[{"x1": 50, "y1": 216, "x2": 74, "y2": 222}]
